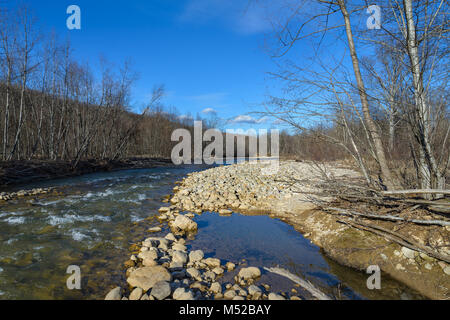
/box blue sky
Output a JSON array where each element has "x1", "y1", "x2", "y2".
[
  {"x1": 19, "y1": 0, "x2": 287, "y2": 130},
  {"x1": 9, "y1": 0, "x2": 375, "y2": 132}
]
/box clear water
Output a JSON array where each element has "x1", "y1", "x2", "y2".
[{"x1": 0, "y1": 166, "x2": 424, "y2": 299}]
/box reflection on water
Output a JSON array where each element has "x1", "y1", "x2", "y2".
[{"x1": 0, "y1": 166, "x2": 424, "y2": 299}]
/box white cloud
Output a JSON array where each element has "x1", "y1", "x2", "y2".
[
  {"x1": 229, "y1": 115, "x2": 268, "y2": 124},
  {"x1": 201, "y1": 107, "x2": 217, "y2": 114}
]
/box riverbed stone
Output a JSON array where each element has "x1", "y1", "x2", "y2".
[
  {"x1": 189, "y1": 250, "x2": 204, "y2": 263},
  {"x1": 209, "y1": 282, "x2": 222, "y2": 294},
  {"x1": 268, "y1": 293, "x2": 286, "y2": 300},
  {"x1": 105, "y1": 287, "x2": 121, "y2": 300},
  {"x1": 237, "y1": 267, "x2": 261, "y2": 280},
  {"x1": 212, "y1": 267, "x2": 224, "y2": 275},
  {"x1": 248, "y1": 285, "x2": 262, "y2": 296},
  {"x1": 150, "y1": 281, "x2": 171, "y2": 300},
  {"x1": 172, "y1": 243, "x2": 187, "y2": 252},
  {"x1": 170, "y1": 215, "x2": 197, "y2": 233},
  {"x1": 401, "y1": 247, "x2": 417, "y2": 259},
  {"x1": 186, "y1": 267, "x2": 201, "y2": 280},
  {"x1": 224, "y1": 290, "x2": 236, "y2": 300},
  {"x1": 129, "y1": 287, "x2": 143, "y2": 300},
  {"x1": 225, "y1": 262, "x2": 235, "y2": 271},
  {"x1": 127, "y1": 266, "x2": 172, "y2": 291},
  {"x1": 172, "y1": 251, "x2": 188, "y2": 264},
  {"x1": 173, "y1": 287, "x2": 194, "y2": 300},
  {"x1": 203, "y1": 257, "x2": 221, "y2": 268},
  {"x1": 138, "y1": 249, "x2": 159, "y2": 262}
]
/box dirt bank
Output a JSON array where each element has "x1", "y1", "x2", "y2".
[{"x1": 168, "y1": 160, "x2": 450, "y2": 299}]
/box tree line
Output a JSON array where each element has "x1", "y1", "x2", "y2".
[{"x1": 0, "y1": 5, "x2": 199, "y2": 165}]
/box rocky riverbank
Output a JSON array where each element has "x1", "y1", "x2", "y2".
[
  {"x1": 106, "y1": 215, "x2": 303, "y2": 300},
  {"x1": 166, "y1": 160, "x2": 449, "y2": 299},
  {"x1": 106, "y1": 160, "x2": 449, "y2": 300}
]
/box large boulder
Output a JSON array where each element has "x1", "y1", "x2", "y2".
[
  {"x1": 170, "y1": 215, "x2": 197, "y2": 233},
  {"x1": 127, "y1": 266, "x2": 172, "y2": 291}
]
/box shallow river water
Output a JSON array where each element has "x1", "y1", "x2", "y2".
[{"x1": 0, "y1": 165, "x2": 424, "y2": 299}]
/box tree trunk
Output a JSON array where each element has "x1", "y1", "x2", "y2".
[{"x1": 338, "y1": 1, "x2": 396, "y2": 190}]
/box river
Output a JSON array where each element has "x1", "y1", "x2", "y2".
[{"x1": 0, "y1": 165, "x2": 424, "y2": 299}]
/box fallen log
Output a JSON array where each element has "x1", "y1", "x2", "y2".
[
  {"x1": 338, "y1": 219, "x2": 450, "y2": 264},
  {"x1": 326, "y1": 207, "x2": 450, "y2": 227},
  {"x1": 382, "y1": 189, "x2": 450, "y2": 196},
  {"x1": 263, "y1": 267, "x2": 331, "y2": 300}
]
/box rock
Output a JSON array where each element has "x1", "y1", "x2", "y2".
[
  {"x1": 442, "y1": 266, "x2": 450, "y2": 276},
  {"x1": 209, "y1": 282, "x2": 222, "y2": 294},
  {"x1": 140, "y1": 294, "x2": 149, "y2": 300},
  {"x1": 169, "y1": 261, "x2": 184, "y2": 271},
  {"x1": 148, "y1": 227, "x2": 162, "y2": 233},
  {"x1": 191, "y1": 282, "x2": 207, "y2": 292},
  {"x1": 219, "y1": 209, "x2": 232, "y2": 215},
  {"x1": 173, "y1": 287, "x2": 194, "y2": 300},
  {"x1": 212, "y1": 267, "x2": 224, "y2": 275},
  {"x1": 127, "y1": 266, "x2": 172, "y2": 291},
  {"x1": 172, "y1": 251, "x2": 188, "y2": 264},
  {"x1": 424, "y1": 263, "x2": 432, "y2": 270},
  {"x1": 225, "y1": 262, "x2": 235, "y2": 271},
  {"x1": 224, "y1": 290, "x2": 236, "y2": 300},
  {"x1": 158, "y1": 239, "x2": 170, "y2": 251},
  {"x1": 203, "y1": 270, "x2": 216, "y2": 282},
  {"x1": 150, "y1": 281, "x2": 171, "y2": 300},
  {"x1": 186, "y1": 268, "x2": 201, "y2": 280},
  {"x1": 232, "y1": 296, "x2": 245, "y2": 300},
  {"x1": 401, "y1": 247, "x2": 416, "y2": 259},
  {"x1": 419, "y1": 253, "x2": 434, "y2": 262},
  {"x1": 237, "y1": 267, "x2": 261, "y2": 280},
  {"x1": 158, "y1": 207, "x2": 170, "y2": 213},
  {"x1": 143, "y1": 259, "x2": 158, "y2": 267},
  {"x1": 268, "y1": 293, "x2": 286, "y2": 300},
  {"x1": 395, "y1": 263, "x2": 405, "y2": 271},
  {"x1": 171, "y1": 215, "x2": 197, "y2": 233},
  {"x1": 248, "y1": 285, "x2": 262, "y2": 296},
  {"x1": 291, "y1": 296, "x2": 302, "y2": 300},
  {"x1": 172, "y1": 243, "x2": 187, "y2": 252},
  {"x1": 138, "y1": 249, "x2": 158, "y2": 261},
  {"x1": 129, "y1": 287, "x2": 143, "y2": 300},
  {"x1": 203, "y1": 257, "x2": 221, "y2": 268},
  {"x1": 105, "y1": 287, "x2": 121, "y2": 300},
  {"x1": 165, "y1": 233, "x2": 177, "y2": 241},
  {"x1": 189, "y1": 250, "x2": 204, "y2": 263}
]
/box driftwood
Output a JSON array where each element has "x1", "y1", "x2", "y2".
[
  {"x1": 338, "y1": 219, "x2": 450, "y2": 264},
  {"x1": 326, "y1": 206, "x2": 450, "y2": 227},
  {"x1": 382, "y1": 189, "x2": 450, "y2": 196},
  {"x1": 263, "y1": 267, "x2": 331, "y2": 300}
]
